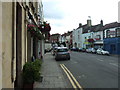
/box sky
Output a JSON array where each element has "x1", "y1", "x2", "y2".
[{"x1": 42, "y1": 0, "x2": 120, "y2": 34}]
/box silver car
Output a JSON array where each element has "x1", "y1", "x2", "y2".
[{"x1": 55, "y1": 47, "x2": 70, "y2": 60}]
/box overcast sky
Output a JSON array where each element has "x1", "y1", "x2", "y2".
[{"x1": 42, "y1": 0, "x2": 120, "y2": 34}]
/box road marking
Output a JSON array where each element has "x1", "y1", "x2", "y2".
[
  {"x1": 60, "y1": 64, "x2": 83, "y2": 90},
  {"x1": 97, "y1": 59, "x2": 103, "y2": 62},
  {"x1": 78, "y1": 75, "x2": 86, "y2": 79},
  {"x1": 73, "y1": 61, "x2": 78, "y2": 64},
  {"x1": 60, "y1": 64, "x2": 77, "y2": 89},
  {"x1": 109, "y1": 63, "x2": 118, "y2": 67}
]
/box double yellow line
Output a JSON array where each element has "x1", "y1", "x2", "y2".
[{"x1": 60, "y1": 64, "x2": 83, "y2": 90}]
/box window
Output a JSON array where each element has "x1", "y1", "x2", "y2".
[
  {"x1": 95, "y1": 35, "x2": 101, "y2": 39},
  {"x1": 106, "y1": 29, "x2": 116, "y2": 38},
  {"x1": 57, "y1": 48, "x2": 68, "y2": 52},
  {"x1": 106, "y1": 30, "x2": 110, "y2": 38},
  {"x1": 88, "y1": 36, "x2": 91, "y2": 39},
  {"x1": 116, "y1": 28, "x2": 120, "y2": 37},
  {"x1": 78, "y1": 35, "x2": 80, "y2": 39}
]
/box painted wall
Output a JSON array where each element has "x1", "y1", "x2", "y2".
[
  {"x1": 104, "y1": 37, "x2": 120, "y2": 54},
  {"x1": 82, "y1": 33, "x2": 91, "y2": 48},
  {"x1": 72, "y1": 28, "x2": 82, "y2": 48},
  {"x1": 2, "y1": 2, "x2": 14, "y2": 88}
]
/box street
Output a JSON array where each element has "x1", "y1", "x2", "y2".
[{"x1": 57, "y1": 51, "x2": 118, "y2": 88}]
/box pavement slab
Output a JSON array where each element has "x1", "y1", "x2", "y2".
[{"x1": 34, "y1": 53, "x2": 72, "y2": 89}]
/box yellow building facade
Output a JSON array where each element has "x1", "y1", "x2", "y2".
[{"x1": 1, "y1": 1, "x2": 42, "y2": 88}]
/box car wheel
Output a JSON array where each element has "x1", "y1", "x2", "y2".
[
  {"x1": 68, "y1": 58, "x2": 70, "y2": 60},
  {"x1": 101, "y1": 52, "x2": 104, "y2": 55}
]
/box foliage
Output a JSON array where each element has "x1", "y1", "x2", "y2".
[
  {"x1": 39, "y1": 21, "x2": 51, "y2": 33},
  {"x1": 23, "y1": 59, "x2": 42, "y2": 84},
  {"x1": 27, "y1": 24, "x2": 45, "y2": 40}
]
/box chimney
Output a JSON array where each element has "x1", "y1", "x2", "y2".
[
  {"x1": 87, "y1": 16, "x2": 92, "y2": 26},
  {"x1": 87, "y1": 20, "x2": 92, "y2": 26},
  {"x1": 79, "y1": 23, "x2": 82, "y2": 27},
  {"x1": 100, "y1": 20, "x2": 103, "y2": 25}
]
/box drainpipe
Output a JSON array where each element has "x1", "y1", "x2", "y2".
[
  {"x1": 11, "y1": 2, "x2": 14, "y2": 83},
  {"x1": 0, "y1": 1, "x2": 2, "y2": 89}
]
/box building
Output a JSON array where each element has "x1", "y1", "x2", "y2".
[
  {"x1": 103, "y1": 22, "x2": 120, "y2": 55},
  {"x1": 72, "y1": 23, "x2": 83, "y2": 48},
  {"x1": 91, "y1": 20, "x2": 103, "y2": 49},
  {"x1": 50, "y1": 33, "x2": 60, "y2": 43},
  {"x1": 72, "y1": 19, "x2": 103, "y2": 49},
  {"x1": 65, "y1": 31, "x2": 72, "y2": 49},
  {"x1": 1, "y1": 1, "x2": 44, "y2": 89}
]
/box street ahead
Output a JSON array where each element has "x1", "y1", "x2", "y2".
[{"x1": 57, "y1": 51, "x2": 118, "y2": 88}]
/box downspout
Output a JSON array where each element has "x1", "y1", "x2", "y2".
[
  {"x1": 0, "y1": 1, "x2": 2, "y2": 89},
  {"x1": 11, "y1": 2, "x2": 14, "y2": 83}
]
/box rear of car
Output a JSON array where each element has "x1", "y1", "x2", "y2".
[{"x1": 55, "y1": 47, "x2": 70, "y2": 60}]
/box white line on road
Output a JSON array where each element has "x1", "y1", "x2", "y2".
[
  {"x1": 97, "y1": 59, "x2": 103, "y2": 62},
  {"x1": 109, "y1": 63, "x2": 118, "y2": 67}
]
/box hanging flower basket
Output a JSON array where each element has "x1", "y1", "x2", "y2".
[
  {"x1": 36, "y1": 31, "x2": 45, "y2": 40},
  {"x1": 27, "y1": 24, "x2": 38, "y2": 37},
  {"x1": 39, "y1": 22, "x2": 51, "y2": 33}
]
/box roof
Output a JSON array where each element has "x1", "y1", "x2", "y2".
[
  {"x1": 51, "y1": 33, "x2": 60, "y2": 36},
  {"x1": 82, "y1": 24, "x2": 90, "y2": 33},
  {"x1": 82, "y1": 23, "x2": 103, "y2": 33},
  {"x1": 91, "y1": 24, "x2": 103, "y2": 32},
  {"x1": 102, "y1": 22, "x2": 120, "y2": 30}
]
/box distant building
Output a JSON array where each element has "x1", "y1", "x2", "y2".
[
  {"x1": 50, "y1": 33, "x2": 60, "y2": 43},
  {"x1": 72, "y1": 19, "x2": 103, "y2": 49},
  {"x1": 103, "y1": 22, "x2": 120, "y2": 55}
]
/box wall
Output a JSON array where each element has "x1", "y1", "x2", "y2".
[
  {"x1": 104, "y1": 37, "x2": 120, "y2": 54},
  {"x1": 94, "y1": 31, "x2": 103, "y2": 40},
  {"x1": 72, "y1": 28, "x2": 83, "y2": 48},
  {"x1": 2, "y1": 2, "x2": 14, "y2": 88},
  {"x1": 82, "y1": 33, "x2": 91, "y2": 48}
]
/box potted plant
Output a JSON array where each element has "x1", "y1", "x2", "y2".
[{"x1": 23, "y1": 59, "x2": 42, "y2": 89}]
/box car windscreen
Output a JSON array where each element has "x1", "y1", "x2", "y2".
[{"x1": 57, "y1": 49, "x2": 68, "y2": 52}]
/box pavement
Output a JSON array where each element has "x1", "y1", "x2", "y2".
[{"x1": 33, "y1": 52, "x2": 72, "y2": 89}]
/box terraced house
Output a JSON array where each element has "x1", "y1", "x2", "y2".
[{"x1": 1, "y1": 0, "x2": 45, "y2": 89}]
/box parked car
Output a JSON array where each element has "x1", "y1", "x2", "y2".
[
  {"x1": 86, "y1": 48, "x2": 92, "y2": 53},
  {"x1": 55, "y1": 47, "x2": 70, "y2": 60},
  {"x1": 78, "y1": 48, "x2": 83, "y2": 52},
  {"x1": 71, "y1": 47, "x2": 79, "y2": 51},
  {"x1": 96, "y1": 48, "x2": 110, "y2": 55},
  {"x1": 91, "y1": 48, "x2": 97, "y2": 53},
  {"x1": 81, "y1": 48, "x2": 86, "y2": 52}
]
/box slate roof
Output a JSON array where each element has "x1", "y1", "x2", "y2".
[
  {"x1": 91, "y1": 24, "x2": 103, "y2": 32},
  {"x1": 82, "y1": 23, "x2": 103, "y2": 33},
  {"x1": 82, "y1": 24, "x2": 90, "y2": 33},
  {"x1": 102, "y1": 22, "x2": 120, "y2": 30}
]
